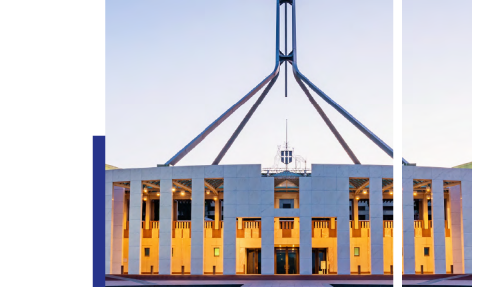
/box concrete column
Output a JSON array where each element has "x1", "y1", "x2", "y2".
[
  {"x1": 402, "y1": 177, "x2": 415, "y2": 274},
  {"x1": 111, "y1": 186, "x2": 125, "y2": 274},
  {"x1": 369, "y1": 177, "x2": 383, "y2": 274},
  {"x1": 191, "y1": 178, "x2": 205, "y2": 275},
  {"x1": 145, "y1": 195, "x2": 151, "y2": 229},
  {"x1": 105, "y1": 181, "x2": 113, "y2": 274},
  {"x1": 214, "y1": 199, "x2": 220, "y2": 229},
  {"x1": 461, "y1": 179, "x2": 472, "y2": 273},
  {"x1": 449, "y1": 185, "x2": 464, "y2": 274},
  {"x1": 432, "y1": 179, "x2": 446, "y2": 274},
  {"x1": 445, "y1": 199, "x2": 451, "y2": 229},
  {"x1": 299, "y1": 177, "x2": 312, "y2": 275},
  {"x1": 223, "y1": 177, "x2": 237, "y2": 274},
  {"x1": 260, "y1": 177, "x2": 275, "y2": 275},
  {"x1": 353, "y1": 198, "x2": 359, "y2": 229},
  {"x1": 423, "y1": 197, "x2": 429, "y2": 229},
  {"x1": 128, "y1": 180, "x2": 143, "y2": 274},
  {"x1": 159, "y1": 178, "x2": 173, "y2": 274},
  {"x1": 336, "y1": 177, "x2": 350, "y2": 275},
  {"x1": 123, "y1": 196, "x2": 129, "y2": 227}
]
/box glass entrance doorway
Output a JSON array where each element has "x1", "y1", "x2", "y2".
[
  {"x1": 312, "y1": 248, "x2": 327, "y2": 274},
  {"x1": 246, "y1": 249, "x2": 261, "y2": 274},
  {"x1": 275, "y1": 247, "x2": 299, "y2": 274}
]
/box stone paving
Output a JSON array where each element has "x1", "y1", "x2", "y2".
[{"x1": 105, "y1": 274, "x2": 472, "y2": 286}]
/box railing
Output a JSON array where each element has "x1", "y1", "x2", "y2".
[
  {"x1": 414, "y1": 220, "x2": 423, "y2": 228},
  {"x1": 141, "y1": 221, "x2": 159, "y2": 229},
  {"x1": 244, "y1": 221, "x2": 260, "y2": 229},
  {"x1": 280, "y1": 221, "x2": 294, "y2": 229},
  {"x1": 313, "y1": 220, "x2": 330, "y2": 229},
  {"x1": 205, "y1": 221, "x2": 224, "y2": 229},
  {"x1": 174, "y1": 221, "x2": 191, "y2": 229},
  {"x1": 383, "y1": 220, "x2": 393, "y2": 229},
  {"x1": 349, "y1": 220, "x2": 370, "y2": 228}
]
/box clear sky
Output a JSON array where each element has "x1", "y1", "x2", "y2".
[
  {"x1": 106, "y1": 0, "x2": 458, "y2": 169},
  {"x1": 403, "y1": 0, "x2": 471, "y2": 168}
]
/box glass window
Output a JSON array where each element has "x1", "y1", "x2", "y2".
[
  {"x1": 279, "y1": 199, "x2": 294, "y2": 209},
  {"x1": 145, "y1": 247, "x2": 150, "y2": 257},
  {"x1": 354, "y1": 247, "x2": 360, "y2": 256},
  {"x1": 214, "y1": 247, "x2": 220, "y2": 257},
  {"x1": 424, "y1": 247, "x2": 430, "y2": 256}
]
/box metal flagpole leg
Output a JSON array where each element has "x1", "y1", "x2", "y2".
[
  {"x1": 293, "y1": 70, "x2": 361, "y2": 165},
  {"x1": 212, "y1": 73, "x2": 280, "y2": 165},
  {"x1": 290, "y1": 0, "x2": 408, "y2": 165},
  {"x1": 164, "y1": 0, "x2": 282, "y2": 166}
]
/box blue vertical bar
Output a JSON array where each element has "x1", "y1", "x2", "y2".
[{"x1": 93, "y1": 136, "x2": 105, "y2": 286}]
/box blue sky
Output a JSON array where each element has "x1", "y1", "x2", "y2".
[{"x1": 106, "y1": 0, "x2": 470, "y2": 169}]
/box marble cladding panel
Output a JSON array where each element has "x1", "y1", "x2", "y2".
[
  {"x1": 368, "y1": 165, "x2": 383, "y2": 178},
  {"x1": 159, "y1": 166, "x2": 172, "y2": 179},
  {"x1": 348, "y1": 165, "x2": 370, "y2": 177},
  {"x1": 260, "y1": 177, "x2": 274, "y2": 191},
  {"x1": 299, "y1": 177, "x2": 312, "y2": 191},
  {"x1": 413, "y1": 167, "x2": 432, "y2": 180},
  {"x1": 261, "y1": 258, "x2": 274, "y2": 275},
  {"x1": 224, "y1": 165, "x2": 238, "y2": 178},
  {"x1": 159, "y1": 259, "x2": 171, "y2": 275},
  {"x1": 113, "y1": 169, "x2": 131, "y2": 182},
  {"x1": 402, "y1": 166, "x2": 415, "y2": 179},
  {"x1": 311, "y1": 164, "x2": 324, "y2": 177},
  {"x1": 236, "y1": 164, "x2": 261, "y2": 178},
  {"x1": 336, "y1": 177, "x2": 349, "y2": 191},
  {"x1": 323, "y1": 165, "x2": 337, "y2": 177},
  {"x1": 141, "y1": 167, "x2": 160, "y2": 180},
  {"x1": 204, "y1": 165, "x2": 224, "y2": 178},
  {"x1": 105, "y1": 170, "x2": 113, "y2": 183},
  {"x1": 130, "y1": 169, "x2": 142, "y2": 181}
]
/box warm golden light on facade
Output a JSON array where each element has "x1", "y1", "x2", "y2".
[
  {"x1": 143, "y1": 188, "x2": 147, "y2": 193},
  {"x1": 363, "y1": 190, "x2": 367, "y2": 194},
  {"x1": 180, "y1": 191, "x2": 185, "y2": 196},
  {"x1": 172, "y1": 187, "x2": 176, "y2": 192}
]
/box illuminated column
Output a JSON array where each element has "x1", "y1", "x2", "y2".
[
  {"x1": 159, "y1": 177, "x2": 173, "y2": 274},
  {"x1": 461, "y1": 179, "x2": 472, "y2": 273},
  {"x1": 128, "y1": 180, "x2": 143, "y2": 274},
  {"x1": 214, "y1": 199, "x2": 220, "y2": 229},
  {"x1": 260, "y1": 177, "x2": 274, "y2": 275},
  {"x1": 423, "y1": 197, "x2": 429, "y2": 229},
  {"x1": 369, "y1": 177, "x2": 383, "y2": 274},
  {"x1": 402, "y1": 176, "x2": 415, "y2": 274},
  {"x1": 105, "y1": 181, "x2": 113, "y2": 274},
  {"x1": 353, "y1": 197, "x2": 359, "y2": 229},
  {"x1": 445, "y1": 198, "x2": 451, "y2": 229},
  {"x1": 145, "y1": 194, "x2": 151, "y2": 229},
  {"x1": 111, "y1": 186, "x2": 125, "y2": 274},
  {"x1": 191, "y1": 178, "x2": 205, "y2": 275},
  {"x1": 432, "y1": 179, "x2": 446, "y2": 274},
  {"x1": 336, "y1": 176, "x2": 350, "y2": 275},
  {"x1": 299, "y1": 177, "x2": 312, "y2": 275},
  {"x1": 449, "y1": 185, "x2": 463, "y2": 274}
]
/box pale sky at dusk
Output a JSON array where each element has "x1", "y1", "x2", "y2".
[
  {"x1": 403, "y1": 0, "x2": 471, "y2": 167},
  {"x1": 106, "y1": 0, "x2": 470, "y2": 169}
]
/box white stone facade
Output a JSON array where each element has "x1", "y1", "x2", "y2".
[{"x1": 105, "y1": 164, "x2": 471, "y2": 275}]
